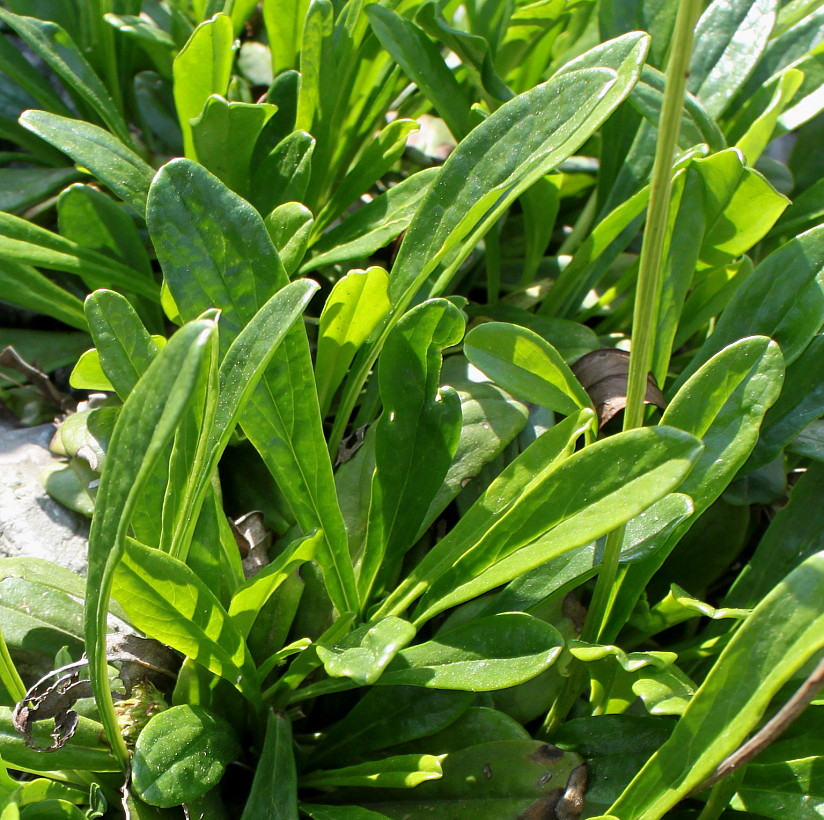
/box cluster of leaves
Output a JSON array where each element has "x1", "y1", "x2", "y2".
[{"x1": 0, "y1": 0, "x2": 822, "y2": 818}]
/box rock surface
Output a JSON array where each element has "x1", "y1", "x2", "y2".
[{"x1": 0, "y1": 417, "x2": 89, "y2": 574}]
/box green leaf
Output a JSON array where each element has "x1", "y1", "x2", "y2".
[
  {"x1": 83, "y1": 290, "x2": 162, "y2": 399},
  {"x1": 228, "y1": 530, "x2": 319, "y2": 637},
  {"x1": 376, "y1": 612, "x2": 563, "y2": 691},
  {"x1": 303, "y1": 168, "x2": 438, "y2": 272},
  {"x1": 606, "y1": 551, "x2": 824, "y2": 820},
  {"x1": 317, "y1": 617, "x2": 417, "y2": 686},
  {"x1": 191, "y1": 95, "x2": 277, "y2": 195},
  {"x1": 85, "y1": 318, "x2": 217, "y2": 768},
  {"x1": 173, "y1": 13, "x2": 234, "y2": 159},
  {"x1": 367, "y1": 5, "x2": 472, "y2": 140},
  {"x1": 0, "y1": 167, "x2": 82, "y2": 214},
  {"x1": 359, "y1": 299, "x2": 465, "y2": 602},
  {"x1": 358, "y1": 740, "x2": 583, "y2": 819},
  {"x1": 746, "y1": 334, "x2": 824, "y2": 470},
  {"x1": 250, "y1": 130, "x2": 315, "y2": 216},
  {"x1": 17, "y1": 801, "x2": 86, "y2": 819},
  {"x1": 19, "y1": 111, "x2": 156, "y2": 216},
  {"x1": 687, "y1": 0, "x2": 778, "y2": 118},
  {"x1": 0, "y1": 260, "x2": 86, "y2": 330},
  {"x1": 0, "y1": 211, "x2": 159, "y2": 301},
  {"x1": 464, "y1": 322, "x2": 594, "y2": 418},
  {"x1": 263, "y1": 0, "x2": 309, "y2": 75},
  {"x1": 315, "y1": 267, "x2": 390, "y2": 417},
  {"x1": 0, "y1": 9, "x2": 131, "y2": 145},
  {"x1": 113, "y1": 538, "x2": 260, "y2": 704},
  {"x1": 314, "y1": 118, "x2": 420, "y2": 233},
  {"x1": 148, "y1": 158, "x2": 357, "y2": 615},
  {"x1": 310, "y1": 687, "x2": 474, "y2": 767},
  {"x1": 240, "y1": 710, "x2": 297, "y2": 820},
  {"x1": 300, "y1": 807, "x2": 390, "y2": 820},
  {"x1": 301, "y1": 755, "x2": 443, "y2": 789},
  {"x1": 390, "y1": 32, "x2": 649, "y2": 307},
  {"x1": 673, "y1": 226, "x2": 824, "y2": 390},
  {"x1": 132, "y1": 705, "x2": 240, "y2": 808},
  {"x1": 0, "y1": 33, "x2": 71, "y2": 116},
  {"x1": 264, "y1": 201, "x2": 314, "y2": 276},
  {"x1": 733, "y1": 757, "x2": 824, "y2": 820}
]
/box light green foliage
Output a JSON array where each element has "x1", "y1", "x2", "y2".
[{"x1": 0, "y1": 1, "x2": 821, "y2": 817}]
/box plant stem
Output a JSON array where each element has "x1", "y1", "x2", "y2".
[{"x1": 580, "y1": 0, "x2": 702, "y2": 647}]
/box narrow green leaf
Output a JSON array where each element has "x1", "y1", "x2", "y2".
[
  {"x1": 359, "y1": 300, "x2": 465, "y2": 602},
  {"x1": 464, "y1": 322, "x2": 594, "y2": 418},
  {"x1": 0, "y1": 9, "x2": 131, "y2": 144},
  {"x1": 0, "y1": 260, "x2": 86, "y2": 330},
  {"x1": 85, "y1": 318, "x2": 216, "y2": 768},
  {"x1": 19, "y1": 111, "x2": 155, "y2": 216},
  {"x1": 301, "y1": 755, "x2": 443, "y2": 789},
  {"x1": 0, "y1": 33, "x2": 71, "y2": 115},
  {"x1": 687, "y1": 0, "x2": 778, "y2": 118},
  {"x1": 264, "y1": 201, "x2": 314, "y2": 276},
  {"x1": 263, "y1": 0, "x2": 310, "y2": 74},
  {"x1": 113, "y1": 538, "x2": 260, "y2": 704},
  {"x1": 148, "y1": 159, "x2": 357, "y2": 615},
  {"x1": 240, "y1": 710, "x2": 298, "y2": 820},
  {"x1": 606, "y1": 551, "x2": 824, "y2": 820},
  {"x1": 377, "y1": 613, "x2": 563, "y2": 691},
  {"x1": 367, "y1": 5, "x2": 472, "y2": 140},
  {"x1": 250, "y1": 129, "x2": 315, "y2": 217},
  {"x1": 173, "y1": 13, "x2": 234, "y2": 159},
  {"x1": 0, "y1": 167, "x2": 83, "y2": 214},
  {"x1": 303, "y1": 168, "x2": 439, "y2": 272},
  {"x1": 132, "y1": 705, "x2": 240, "y2": 808}
]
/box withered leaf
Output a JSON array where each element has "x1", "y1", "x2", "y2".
[{"x1": 571, "y1": 348, "x2": 666, "y2": 428}]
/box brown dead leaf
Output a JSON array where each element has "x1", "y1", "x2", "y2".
[
  {"x1": 231, "y1": 511, "x2": 272, "y2": 578},
  {"x1": 571, "y1": 348, "x2": 666, "y2": 428},
  {"x1": 0, "y1": 346, "x2": 72, "y2": 410}
]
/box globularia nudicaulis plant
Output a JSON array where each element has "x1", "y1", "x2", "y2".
[{"x1": 0, "y1": 0, "x2": 822, "y2": 818}]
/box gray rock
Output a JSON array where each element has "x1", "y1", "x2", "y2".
[{"x1": 0, "y1": 418, "x2": 88, "y2": 574}]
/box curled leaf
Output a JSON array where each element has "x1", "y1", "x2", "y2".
[{"x1": 571, "y1": 349, "x2": 666, "y2": 428}]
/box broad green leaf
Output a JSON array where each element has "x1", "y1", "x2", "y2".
[
  {"x1": 17, "y1": 800, "x2": 86, "y2": 819},
  {"x1": 301, "y1": 755, "x2": 443, "y2": 789},
  {"x1": 397, "y1": 422, "x2": 702, "y2": 625},
  {"x1": 725, "y1": 461, "x2": 824, "y2": 609},
  {"x1": 85, "y1": 318, "x2": 216, "y2": 767},
  {"x1": 0, "y1": 708, "x2": 117, "y2": 773},
  {"x1": 314, "y1": 119, "x2": 418, "y2": 232},
  {"x1": 0, "y1": 167, "x2": 82, "y2": 214},
  {"x1": 148, "y1": 159, "x2": 357, "y2": 615},
  {"x1": 746, "y1": 334, "x2": 824, "y2": 470},
  {"x1": 606, "y1": 551, "x2": 824, "y2": 820},
  {"x1": 733, "y1": 757, "x2": 824, "y2": 820},
  {"x1": 673, "y1": 226, "x2": 824, "y2": 390},
  {"x1": 310, "y1": 687, "x2": 474, "y2": 767},
  {"x1": 191, "y1": 95, "x2": 277, "y2": 195},
  {"x1": 264, "y1": 202, "x2": 314, "y2": 276},
  {"x1": 263, "y1": 0, "x2": 310, "y2": 74},
  {"x1": 113, "y1": 538, "x2": 260, "y2": 704},
  {"x1": 173, "y1": 13, "x2": 234, "y2": 159},
  {"x1": 359, "y1": 740, "x2": 583, "y2": 819},
  {"x1": 83, "y1": 290, "x2": 162, "y2": 399},
  {"x1": 377, "y1": 613, "x2": 563, "y2": 691},
  {"x1": 317, "y1": 617, "x2": 417, "y2": 686},
  {"x1": 132, "y1": 705, "x2": 240, "y2": 808},
  {"x1": 19, "y1": 111, "x2": 156, "y2": 216},
  {"x1": 240, "y1": 710, "x2": 297, "y2": 820},
  {"x1": 250, "y1": 130, "x2": 315, "y2": 216},
  {"x1": 303, "y1": 168, "x2": 438, "y2": 272},
  {"x1": 0, "y1": 211, "x2": 159, "y2": 301},
  {"x1": 390, "y1": 32, "x2": 649, "y2": 307},
  {"x1": 0, "y1": 260, "x2": 86, "y2": 330},
  {"x1": 606, "y1": 337, "x2": 784, "y2": 640},
  {"x1": 0, "y1": 9, "x2": 131, "y2": 144},
  {"x1": 359, "y1": 300, "x2": 465, "y2": 602},
  {"x1": 687, "y1": 0, "x2": 778, "y2": 118},
  {"x1": 367, "y1": 5, "x2": 471, "y2": 141},
  {"x1": 464, "y1": 322, "x2": 594, "y2": 418},
  {"x1": 315, "y1": 267, "x2": 390, "y2": 417},
  {"x1": 228, "y1": 530, "x2": 319, "y2": 637}
]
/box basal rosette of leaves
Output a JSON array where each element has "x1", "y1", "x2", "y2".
[{"x1": 0, "y1": 1, "x2": 822, "y2": 819}]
